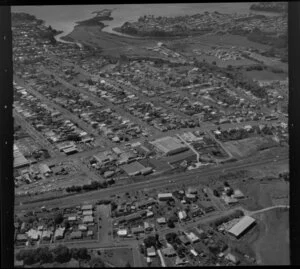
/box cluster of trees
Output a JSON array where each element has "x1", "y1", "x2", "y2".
[
  {"x1": 167, "y1": 215, "x2": 179, "y2": 228},
  {"x1": 16, "y1": 246, "x2": 92, "y2": 266},
  {"x1": 227, "y1": 72, "x2": 267, "y2": 99},
  {"x1": 279, "y1": 172, "x2": 289, "y2": 182},
  {"x1": 65, "y1": 180, "x2": 113, "y2": 193},
  {"x1": 212, "y1": 170, "x2": 248, "y2": 183},
  {"x1": 215, "y1": 128, "x2": 255, "y2": 141},
  {"x1": 143, "y1": 234, "x2": 161, "y2": 249},
  {"x1": 165, "y1": 232, "x2": 179, "y2": 244},
  {"x1": 31, "y1": 149, "x2": 50, "y2": 160},
  {"x1": 245, "y1": 64, "x2": 265, "y2": 72}
]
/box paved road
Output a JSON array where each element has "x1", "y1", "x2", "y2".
[
  {"x1": 205, "y1": 130, "x2": 233, "y2": 161},
  {"x1": 15, "y1": 153, "x2": 288, "y2": 211},
  {"x1": 177, "y1": 134, "x2": 200, "y2": 163}
]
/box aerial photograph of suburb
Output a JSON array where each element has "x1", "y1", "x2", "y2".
[{"x1": 12, "y1": 2, "x2": 289, "y2": 267}]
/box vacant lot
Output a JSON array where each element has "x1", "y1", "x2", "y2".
[
  {"x1": 251, "y1": 208, "x2": 289, "y2": 265},
  {"x1": 235, "y1": 178, "x2": 289, "y2": 211},
  {"x1": 223, "y1": 136, "x2": 278, "y2": 159},
  {"x1": 101, "y1": 247, "x2": 134, "y2": 267},
  {"x1": 244, "y1": 70, "x2": 288, "y2": 81}
]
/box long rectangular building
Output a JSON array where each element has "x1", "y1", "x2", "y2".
[
  {"x1": 14, "y1": 144, "x2": 29, "y2": 168},
  {"x1": 228, "y1": 216, "x2": 256, "y2": 238},
  {"x1": 151, "y1": 136, "x2": 188, "y2": 156}
]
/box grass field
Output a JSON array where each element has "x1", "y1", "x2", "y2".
[
  {"x1": 223, "y1": 136, "x2": 278, "y2": 159},
  {"x1": 101, "y1": 247, "x2": 134, "y2": 267},
  {"x1": 234, "y1": 178, "x2": 289, "y2": 211},
  {"x1": 251, "y1": 208, "x2": 289, "y2": 265},
  {"x1": 66, "y1": 25, "x2": 158, "y2": 57},
  {"x1": 170, "y1": 34, "x2": 270, "y2": 51}
]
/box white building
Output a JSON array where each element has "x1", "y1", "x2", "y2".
[
  {"x1": 147, "y1": 247, "x2": 156, "y2": 257},
  {"x1": 26, "y1": 229, "x2": 41, "y2": 241},
  {"x1": 186, "y1": 232, "x2": 200, "y2": 243},
  {"x1": 78, "y1": 224, "x2": 87, "y2": 231},
  {"x1": 158, "y1": 193, "x2": 173, "y2": 201},
  {"x1": 117, "y1": 229, "x2": 128, "y2": 237},
  {"x1": 81, "y1": 204, "x2": 93, "y2": 211},
  {"x1": 228, "y1": 216, "x2": 256, "y2": 238},
  {"x1": 178, "y1": 210, "x2": 187, "y2": 221},
  {"x1": 54, "y1": 227, "x2": 65, "y2": 240}
]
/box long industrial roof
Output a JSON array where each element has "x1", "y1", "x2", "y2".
[
  {"x1": 151, "y1": 136, "x2": 188, "y2": 154},
  {"x1": 228, "y1": 216, "x2": 256, "y2": 237},
  {"x1": 121, "y1": 161, "x2": 145, "y2": 175},
  {"x1": 14, "y1": 144, "x2": 29, "y2": 168}
]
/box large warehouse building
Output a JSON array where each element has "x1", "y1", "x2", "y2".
[
  {"x1": 121, "y1": 161, "x2": 153, "y2": 176},
  {"x1": 151, "y1": 136, "x2": 188, "y2": 156},
  {"x1": 14, "y1": 144, "x2": 29, "y2": 169},
  {"x1": 228, "y1": 216, "x2": 256, "y2": 239}
]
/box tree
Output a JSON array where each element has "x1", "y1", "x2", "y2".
[
  {"x1": 36, "y1": 247, "x2": 53, "y2": 264},
  {"x1": 144, "y1": 236, "x2": 157, "y2": 248},
  {"x1": 89, "y1": 257, "x2": 105, "y2": 267},
  {"x1": 224, "y1": 181, "x2": 230, "y2": 187},
  {"x1": 125, "y1": 261, "x2": 131, "y2": 267},
  {"x1": 167, "y1": 219, "x2": 175, "y2": 228},
  {"x1": 77, "y1": 248, "x2": 90, "y2": 260},
  {"x1": 71, "y1": 248, "x2": 80, "y2": 260},
  {"x1": 165, "y1": 232, "x2": 178, "y2": 243},
  {"x1": 27, "y1": 216, "x2": 36, "y2": 224},
  {"x1": 62, "y1": 218, "x2": 70, "y2": 229},
  {"x1": 23, "y1": 255, "x2": 36, "y2": 266},
  {"x1": 213, "y1": 189, "x2": 220, "y2": 197},
  {"x1": 16, "y1": 249, "x2": 34, "y2": 261},
  {"x1": 53, "y1": 245, "x2": 71, "y2": 263},
  {"x1": 54, "y1": 213, "x2": 64, "y2": 225}
]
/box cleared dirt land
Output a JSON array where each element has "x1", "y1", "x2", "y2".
[
  {"x1": 223, "y1": 136, "x2": 279, "y2": 159},
  {"x1": 252, "y1": 208, "x2": 289, "y2": 265}
]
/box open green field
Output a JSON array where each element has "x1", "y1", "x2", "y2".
[
  {"x1": 234, "y1": 178, "x2": 289, "y2": 211},
  {"x1": 66, "y1": 25, "x2": 277, "y2": 64},
  {"x1": 100, "y1": 247, "x2": 134, "y2": 267},
  {"x1": 252, "y1": 208, "x2": 289, "y2": 265},
  {"x1": 223, "y1": 136, "x2": 278, "y2": 159},
  {"x1": 169, "y1": 34, "x2": 270, "y2": 51},
  {"x1": 65, "y1": 25, "x2": 159, "y2": 57}
]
